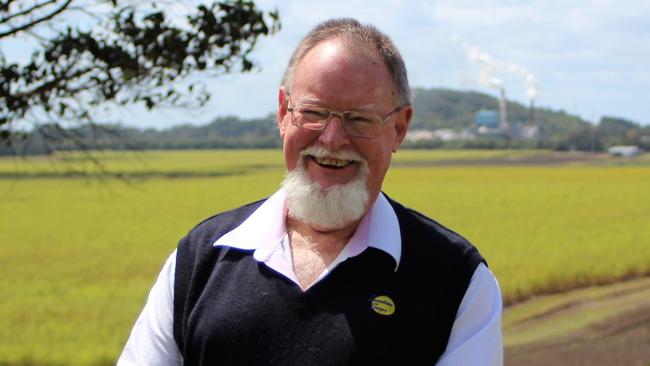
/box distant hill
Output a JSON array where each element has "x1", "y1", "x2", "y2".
[
  {"x1": 131, "y1": 115, "x2": 280, "y2": 150},
  {"x1": 2, "y1": 88, "x2": 647, "y2": 155},
  {"x1": 410, "y1": 87, "x2": 587, "y2": 136}
]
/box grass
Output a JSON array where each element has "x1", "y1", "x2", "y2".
[
  {"x1": 1, "y1": 149, "x2": 649, "y2": 364},
  {"x1": 0, "y1": 149, "x2": 285, "y2": 178},
  {"x1": 384, "y1": 163, "x2": 650, "y2": 304},
  {"x1": 0, "y1": 172, "x2": 285, "y2": 365}
]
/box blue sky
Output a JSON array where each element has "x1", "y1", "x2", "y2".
[{"x1": 3, "y1": 0, "x2": 649, "y2": 129}]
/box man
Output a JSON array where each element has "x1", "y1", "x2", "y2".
[{"x1": 119, "y1": 18, "x2": 502, "y2": 365}]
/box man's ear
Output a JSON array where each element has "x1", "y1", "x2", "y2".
[
  {"x1": 277, "y1": 87, "x2": 289, "y2": 138},
  {"x1": 392, "y1": 105, "x2": 413, "y2": 153}
]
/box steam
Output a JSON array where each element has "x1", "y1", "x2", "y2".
[
  {"x1": 509, "y1": 63, "x2": 539, "y2": 101},
  {"x1": 451, "y1": 34, "x2": 539, "y2": 103}
]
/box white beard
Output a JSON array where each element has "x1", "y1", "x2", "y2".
[{"x1": 281, "y1": 146, "x2": 370, "y2": 229}]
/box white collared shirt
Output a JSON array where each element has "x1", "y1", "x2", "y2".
[{"x1": 118, "y1": 190, "x2": 503, "y2": 365}]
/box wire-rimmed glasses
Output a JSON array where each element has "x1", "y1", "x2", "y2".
[{"x1": 287, "y1": 96, "x2": 405, "y2": 138}]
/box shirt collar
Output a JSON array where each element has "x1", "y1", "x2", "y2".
[{"x1": 213, "y1": 188, "x2": 401, "y2": 270}]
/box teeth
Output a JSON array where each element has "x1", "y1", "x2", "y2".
[{"x1": 315, "y1": 157, "x2": 351, "y2": 167}]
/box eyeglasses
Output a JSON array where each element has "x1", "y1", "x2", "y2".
[{"x1": 287, "y1": 96, "x2": 405, "y2": 138}]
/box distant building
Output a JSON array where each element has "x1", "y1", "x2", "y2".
[
  {"x1": 608, "y1": 145, "x2": 644, "y2": 157},
  {"x1": 508, "y1": 124, "x2": 540, "y2": 139},
  {"x1": 404, "y1": 129, "x2": 435, "y2": 142},
  {"x1": 520, "y1": 125, "x2": 540, "y2": 139},
  {"x1": 474, "y1": 109, "x2": 539, "y2": 139},
  {"x1": 475, "y1": 110, "x2": 500, "y2": 129},
  {"x1": 404, "y1": 129, "x2": 475, "y2": 142},
  {"x1": 432, "y1": 129, "x2": 475, "y2": 141}
]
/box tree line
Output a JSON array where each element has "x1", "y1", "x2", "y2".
[{"x1": 2, "y1": 88, "x2": 648, "y2": 155}]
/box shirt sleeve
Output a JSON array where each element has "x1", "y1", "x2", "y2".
[
  {"x1": 436, "y1": 263, "x2": 504, "y2": 366},
  {"x1": 117, "y1": 250, "x2": 182, "y2": 366}
]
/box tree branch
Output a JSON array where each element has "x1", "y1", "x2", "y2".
[
  {"x1": 0, "y1": 0, "x2": 72, "y2": 38},
  {"x1": 0, "y1": 0, "x2": 58, "y2": 25},
  {"x1": 13, "y1": 64, "x2": 91, "y2": 100},
  {"x1": 1, "y1": 0, "x2": 281, "y2": 149}
]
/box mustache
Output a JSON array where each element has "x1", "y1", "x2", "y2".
[{"x1": 299, "y1": 146, "x2": 365, "y2": 163}]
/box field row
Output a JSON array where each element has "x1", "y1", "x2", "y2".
[
  {"x1": 1, "y1": 149, "x2": 649, "y2": 364},
  {"x1": 2, "y1": 149, "x2": 647, "y2": 177}
]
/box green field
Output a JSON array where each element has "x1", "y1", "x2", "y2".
[{"x1": 1, "y1": 149, "x2": 649, "y2": 365}]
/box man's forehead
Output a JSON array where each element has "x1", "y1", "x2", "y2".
[
  {"x1": 312, "y1": 38, "x2": 383, "y2": 64},
  {"x1": 289, "y1": 39, "x2": 396, "y2": 108}
]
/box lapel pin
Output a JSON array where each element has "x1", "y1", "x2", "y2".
[{"x1": 370, "y1": 295, "x2": 395, "y2": 316}]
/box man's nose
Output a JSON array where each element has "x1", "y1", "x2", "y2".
[{"x1": 317, "y1": 114, "x2": 351, "y2": 149}]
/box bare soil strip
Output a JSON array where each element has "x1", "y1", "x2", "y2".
[
  {"x1": 504, "y1": 276, "x2": 650, "y2": 365},
  {"x1": 394, "y1": 151, "x2": 612, "y2": 167}
]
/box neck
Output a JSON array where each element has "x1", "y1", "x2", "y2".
[
  {"x1": 283, "y1": 191, "x2": 380, "y2": 289},
  {"x1": 286, "y1": 215, "x2": 361, "y2": 253},
  {"x1": 286, "y1": 214, "x2": 362, "y2": 290}
]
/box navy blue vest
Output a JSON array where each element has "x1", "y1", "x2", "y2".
[{"x1": 174, "y1": 195, "x2": 485, "y2": 365}]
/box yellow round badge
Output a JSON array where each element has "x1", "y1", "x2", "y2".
[{"x1": 370, "y1": 295, "x2": 396, "y2": 316}]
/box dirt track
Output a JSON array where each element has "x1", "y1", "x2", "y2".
[
  {"x1": 395, "y1": 151, "x2": 611, "y2": 167},
  {"x1": 504, "y1": 277, "x2": 650, "y2": 365}
]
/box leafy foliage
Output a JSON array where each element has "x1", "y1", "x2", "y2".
[
  {"x1": 0, "y1": 0, "x2": 280, "y2": 145},
  {"x1": 0, "y1": 114, "x2": 280, "y2": 154},
  {"x1": 597, "y1": 116, "x2": 645, "y2": 147}
]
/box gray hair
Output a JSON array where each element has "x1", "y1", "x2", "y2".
[{"x1": 280, "y1": 18, "x2": 411, "y2": 106}]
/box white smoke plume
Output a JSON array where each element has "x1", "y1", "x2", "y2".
[
  {"x1": 451, "y1": 34, "x2": 539, "y2": 102},
  {"x1": 508, "y1": 63, "x2": 539, "y2": 101}
]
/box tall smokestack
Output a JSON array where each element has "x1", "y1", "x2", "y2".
[
  {"x1": 525, "y1": 74, "x2": 539, "y2": 125},
  {"x1": 529, "y1": 99, "x2": 535, "y2": 125},
  {"x1": 499, "y1": 88, "x2": 508, "y2": 129},
  {"x1": 483, "y1": 75, "x2": 508, "y2": 129},
  {"x1": 451, "y1": 35, "x2": 540, "y2": 128}
]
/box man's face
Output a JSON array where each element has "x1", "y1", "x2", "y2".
[{"x1": 277, "y1": 40, "x2": 412, "y2": 212}]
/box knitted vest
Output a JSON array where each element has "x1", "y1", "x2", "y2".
[{"x1": 173, "y1": 195, "x2": 485, "y2": 365}]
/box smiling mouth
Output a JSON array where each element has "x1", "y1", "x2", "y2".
[{"x1": 310, "y1": 156, "x2": 355, "y2": 169}]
